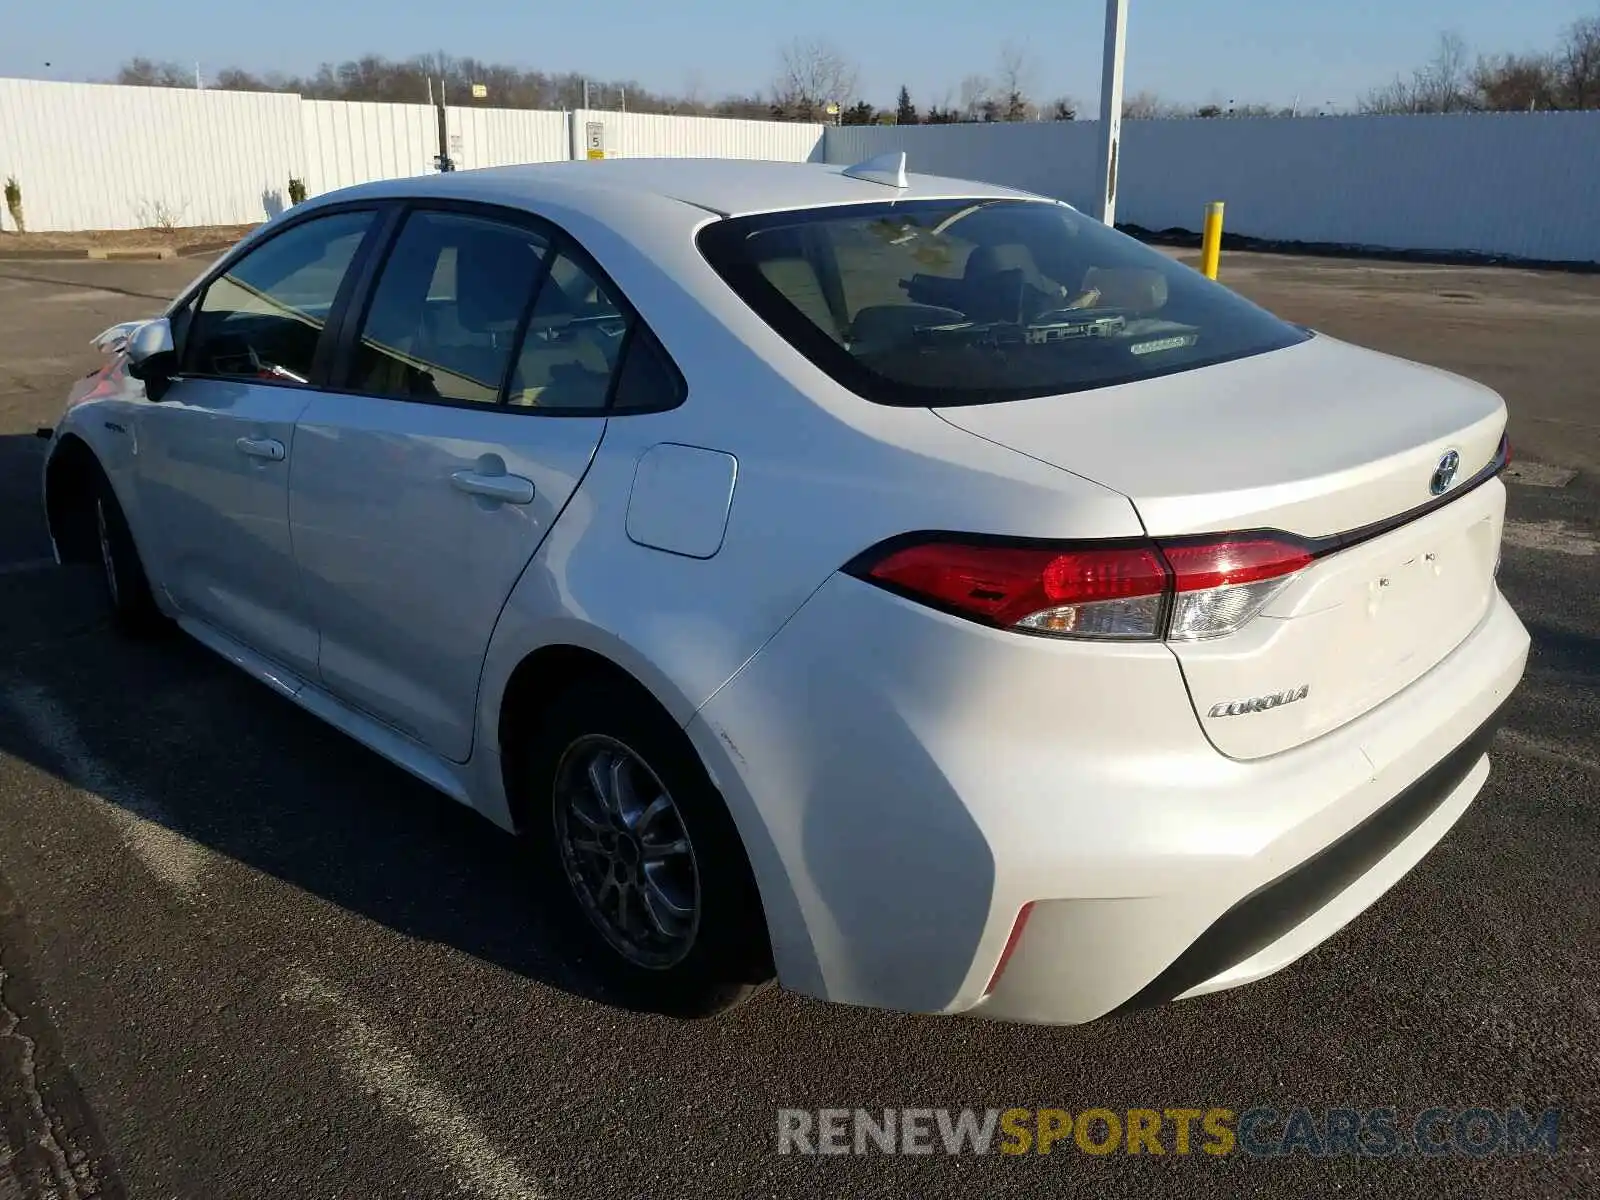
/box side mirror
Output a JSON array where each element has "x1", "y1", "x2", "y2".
[{"x1": 125, "y1": 318, "x2": 177, "y2": 400}]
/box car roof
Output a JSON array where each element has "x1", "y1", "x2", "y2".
[{"x1": 336, "y1": 157, "x2": 1046, "y2": 219}]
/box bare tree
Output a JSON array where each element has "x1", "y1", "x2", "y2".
[
  {"x1": 1046, "y1": 96, "x2": 1077, "y2": 121},
  {"x1": 679, "y1": 69, "x2": 707, "y2": 115},
  {"x1": 117, "y1": 57, "x2": 195, "y2": 88},
  {"x1": 773, "y1": 37, "x2": 859, "y2": 121},
  {"x1": 996, "y1": 43, "x2": 1035, "y2": 121},
  {"x1": 1361, "y1": 31, "x2": 1475, "y2": 113},
  {"x1": 1555, "y1": 16, "x2": 1600, "y2": 108},
  {"x1": 958, "y1": 74, "x2": 994, "y2": 121},
  {"x1": 1121, "y1": 90, "x2": 1170, "y2": 119},
  {"x1": 1472, "y1": 52, "x2": 1558, "y2": 111}
]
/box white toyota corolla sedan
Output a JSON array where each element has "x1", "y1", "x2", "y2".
[{"x1": 41, "y1": 155, "x2": 1528, "y2": 1023}]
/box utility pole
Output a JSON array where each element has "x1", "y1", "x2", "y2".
[
  {"x1": 582, "y1": 79, "x2": 591, "y2": 110},
  {"x1": 1093, "y1": 0, "x2": 1128, "y2": 226},
  {"x1": 195, "y1": 61, "x2": 203, "y2": 90},
  {"x1": 434, "y1": 76, "x2": 454, "y2": 172}
]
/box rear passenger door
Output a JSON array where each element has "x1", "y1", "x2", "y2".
[{"x1": 288, "y1": 204, "x2": 682, "y2": 761}]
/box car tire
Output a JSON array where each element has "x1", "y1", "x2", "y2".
[
  {"x1": 92, "y1": 473, "x2": 163, "y2": 636},
  {"x1": 519, "y1": 678, "x2": 774, "y2": 1017}
]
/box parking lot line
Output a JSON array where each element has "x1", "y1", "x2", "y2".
[
  {"x1": 284, "y1": 969, "x2": 549, "y2": 1200},
  {"x1": 0, "y1": 680, "x2": 208, "y2": 895}
]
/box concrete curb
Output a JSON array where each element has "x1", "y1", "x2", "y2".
[
  {"x1": 0, "y1": 240, "x2": 234, "y2": 262},
  {"x1": 86, "y1": 246, "x2": 177, "y2": 261},
  {"x1": 0, "y1": 248, "x2": 90, "y2": 260}
]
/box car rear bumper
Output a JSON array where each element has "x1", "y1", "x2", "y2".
[{"x1": 688, "y1": 576, "x2": 1529, "y2": 1024}]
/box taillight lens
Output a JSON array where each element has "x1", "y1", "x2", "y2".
[
  {"x1": 858, "y1": 540, "x2": 1170, "y2": 639},
  {"x1": 849, "y1": 532, "x2": 1318, "y2": 641},
  {"x1": 1162, "y1": 535, "x2": 1313, "y2": 640}
]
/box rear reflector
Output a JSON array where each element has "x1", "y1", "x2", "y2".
[{"x1": 849, "y1": 531, "x2": 1320, "y2": 641}]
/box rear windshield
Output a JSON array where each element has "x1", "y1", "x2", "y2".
[{"x1": 697, "y1": 198, "x2": 1309, "y2": 407}]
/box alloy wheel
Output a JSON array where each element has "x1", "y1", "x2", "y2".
[{"x1": 552, "y1": 734, "x2": 701, "y2": 969}]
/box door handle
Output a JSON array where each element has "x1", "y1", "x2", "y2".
[
  {"x1": 236, "y1": 436, "x2": 286, "y2": 461},
  {"x1": 450, "y1": 470, "x2": 535, "y2": 505}
]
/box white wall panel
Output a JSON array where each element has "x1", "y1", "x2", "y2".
[
  {"x1": 1115, "y1": 112, "x2": 1600, "y2": 262},
  {"x1": 449, "y1": 105, "x2": 568, "y2": 169},
  {"x1": 826, "y1": 120, "x2": 1102, "y2": 204},
  {"x1": 827, "y1": 113, "x2": 1600, "y2": 262},
  {"x1": 0, "y1": 78, "x2": 303, "y2": 231},
  {"x1": 572, "y1": 109, "x2": 823, "y2": 162},
  {"x1": 299, "y1": 99, "x2": 436, "y2": 196},
  {"x1": 6, "y1": 75, "x2": 1596, "y2": 261}
]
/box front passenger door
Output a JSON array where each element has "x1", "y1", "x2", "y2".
[{"x1": 136, "y1": 209, "x2": 380, "y2": 678}]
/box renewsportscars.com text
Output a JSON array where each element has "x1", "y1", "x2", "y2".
[{"x1": 776, "y1": 1106, "x2": 1561, "y2": 1158}]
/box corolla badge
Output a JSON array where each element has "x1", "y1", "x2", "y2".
[
  {"x1": 1430, "y1": 449, "x2": 1461, "y2": 496},
  {"x1": 1208, "y1": 685, "x2": 1310, "y2": 718}
]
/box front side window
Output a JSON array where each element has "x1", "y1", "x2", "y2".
[
  {"x1": 697, "y1": 199, "x2": 1309, "y2": 406},
  {"x1": 185, "y1": 210, "x2": 375, "y2": 385},
  {"x1": 351, "y1": 211, "x2": 550, "y2": 405}
]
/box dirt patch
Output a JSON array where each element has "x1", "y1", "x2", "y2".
[{"x1": 0, "y1": 225, "x2": 256, "y2": 255}]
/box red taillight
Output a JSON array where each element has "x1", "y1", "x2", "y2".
[
  {"x1": 985, "y1": 901, "x2": 1035, "y2": 996},
  {"x1": 860, "y1": 541, "x2": 1169, "y2": 638},
  {"x1": 1161, "y1": 536, "x2": 1314, "y2": 592},
  {"x1": 849, "y1": 531, "x2": 1320, "y2": 641}
]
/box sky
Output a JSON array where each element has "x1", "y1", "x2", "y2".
[{"x1": 5, "y1": 0, "x2": 1598, "y2": 111}]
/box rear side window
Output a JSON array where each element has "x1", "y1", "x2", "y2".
[
  {"x1": 506, "y1": 248, "x2": 686, "y2": 414},
  {"x1": 610, "y1": 326, "x2": 683, "y2": 412},
  {"x1": 697, "y1": 199, "x2": 1308, "y2": 407},
  {"x1": 350, "y1": 211, "x2": 549, "y2": 405},
  {"x1": 506, "y1": 249, "x2": 625, "y2": 411},
  {"x1": 185, "y1": 210, "x2": 374, "y2": 384},
  {"x1": 342, "y1": 211, "x2": 685, "y2": 415}
]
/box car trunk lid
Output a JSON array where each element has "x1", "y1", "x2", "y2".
[{"x1": 934, "y1": 335, "x2": 1508, "y2": 758}]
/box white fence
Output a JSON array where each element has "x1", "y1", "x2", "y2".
[
  {"x1": 0, "y1": 79, "x2": 305, "y2": 230},
  {"x1": 572, "y1": 108, "x2": 824, "y2": 162},
  {"x1": 0, "y1": 79, "x2": 822, "y2": 232},
  {"x1": 5, "y1": 75, "x2": 1600, "y2": 262},
  {"x1": 826, "y1": 111, "x2": 1600, "y2": 263}
]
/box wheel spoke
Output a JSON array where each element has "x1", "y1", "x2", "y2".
[
  {"x1": 569, "y1": 836, "x2": 609, "y2": 860},
  {"x1": 566, "y1": 800, "x2": 607, "y2": 834},
  {"x1": 641, "y1": 866, "x2": 694, "y2": 931},
  {"x1": 634, "y1": 795, "x2": 673, "y2": 838},
  {"x1": 613, "y1": 876, "x2": 633, "y2": 934},
  {"x1": 610, "y1": 757, "x2": 642, "y2": 826},
  {"x1": 640, "y1": 836, "x2": 689, "y2": 862},
  {"x1": 587, "y1": 753, "x2": 619, "y2": 820}
]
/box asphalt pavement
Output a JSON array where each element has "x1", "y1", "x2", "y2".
[{"x1": 0, "y1": 252, "x2": 1595, "y2": 1199}]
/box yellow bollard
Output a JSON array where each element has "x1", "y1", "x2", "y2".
[{"x1": 1200, "y1": 201, "x2": 1225, "y2": 280}]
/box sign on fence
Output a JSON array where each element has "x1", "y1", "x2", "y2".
[{"x1": 585, "y1": 121, "x2": 605, "y2": 160}]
